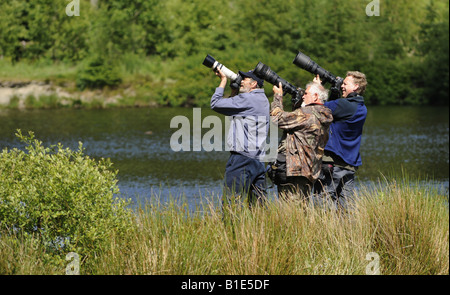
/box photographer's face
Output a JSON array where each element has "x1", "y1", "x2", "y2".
[
  {"x1": 341, "y1": 76, "x2": 359, "y2": 98},
  {"x1": 302, "y1": 86, "x2": 318, "y2": 106},
  {"x1": 240, "y1": 78, "x2": 256, "y2": 93}
]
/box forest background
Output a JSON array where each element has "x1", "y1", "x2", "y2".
[{"x1": 0, "y1": 0, "x2": 448, "y2": 107}]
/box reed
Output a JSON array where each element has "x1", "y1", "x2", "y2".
[
  {"x1": 1, "y1": 176, "x2": 448, "y2": 275},
  {"x1": 84, "y1": 176, "x2": 448, "y2": 275}
]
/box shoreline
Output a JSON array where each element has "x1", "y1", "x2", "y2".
[{"x1": 0, "y1": 80, "x2": 159, "y2": 109}]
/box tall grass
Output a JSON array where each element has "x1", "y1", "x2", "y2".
[
  {"x1": 0, "y1": 59, "x2": 78, "y2": 81},
  {"x1": 1, "y1": 176, "x2": 448, "y2": 275}
]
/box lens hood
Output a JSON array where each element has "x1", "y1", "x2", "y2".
[
  {"x1": 202, "y1": 54, "x2": 216, "y2": 68},
  {"x1": 293, "y1": 51, "x2": 340, "y2": 87},
  {"x1": 293, "y1": 52, "x2": 318, "y2": 73}
]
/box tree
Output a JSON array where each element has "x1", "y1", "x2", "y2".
[{"x1": 417, "y1": 0, "x2": 449, "y2": 105}]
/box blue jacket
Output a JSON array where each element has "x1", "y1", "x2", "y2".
[
  {"x1": 211, "y1": 87, "x2": 270, "y2": 161},
  {"x1": 324, "y1": 92, "x2": 367, "y2": 167}
]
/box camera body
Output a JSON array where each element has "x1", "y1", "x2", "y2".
[
  {"x1": 293, "y1": 51, "x2": 343, "y2": 100},
  {"x1": 203, "y1": 54, "x2": 243, "y2": 89},
  {"x1": 253, "y1": 62, "x2": 304, "y2": 110}
]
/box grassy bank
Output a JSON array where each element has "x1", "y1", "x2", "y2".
[
  {"x1": 0, "y1": 59, "x2": 157, "y2": 109},
  {"x1": 1, "y1": 177, "x2": 448, "y2": 275},
  {"x1": 0, "y1": 55, "x2": 220, "y2": 109}
]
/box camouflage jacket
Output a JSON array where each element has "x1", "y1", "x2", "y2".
[{"x1": 270, "y1": 94, "x2": 333, "y2": 182}]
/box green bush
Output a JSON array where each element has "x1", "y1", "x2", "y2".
[
  {"x1": 76, "y1": 56, "x2": 122, "y2": 90},
  {"x1": 0, "y1": 130, "x2": 134, "y2": 259}
]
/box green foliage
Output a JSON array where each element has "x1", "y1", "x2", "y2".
[
  {"x1": 76, "y1": 56, "x2": 122, "y2": 90},
  {"x1": 0, "y1": 0, "x2": 448, "y2": 105},
  {"x1": 417, "y1": 0, "x2": 450, "y2": 105},
  {"x1": 0, "y1": 130, "x2": 134, "y2": 260},
  {"x1": 0, "y1": 1, "x2": 92, "y2": 62},
  {"x1": 24, "y1": 94, "x2": 62, "y2": 109}
]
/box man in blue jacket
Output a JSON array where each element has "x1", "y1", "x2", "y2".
[
  {"x1": 211, "y1": 68, "x2": 270, "y2": 208},
  {"x1": 313, "y1": 71, "x2": 368, "y2": 210}
]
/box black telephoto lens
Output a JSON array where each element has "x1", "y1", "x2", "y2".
[
  {"x1": 293, "y1": 51, "x2": 337, "y2": 85},
  {"x1": 254, "y1": 62, "x2": 299, "y2": 97},
  {"x1": 202, "y1": 54, "x2": 216, "y2": 69},
  {"x1": 293, "y1": 52, "x2": 317, "y2": 73},
  {"x1": 254, "y1": 62, "x2": 272, "y2": 82}
]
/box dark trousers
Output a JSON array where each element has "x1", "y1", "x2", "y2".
[
  {"x1": 223, "y1": 152, "x2": 267, "y2": 207},
  {"x1": 313, "y1": 164, "x2": 356, "y2": 210}
]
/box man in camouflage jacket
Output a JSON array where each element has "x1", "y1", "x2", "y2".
[{"x1": 270, "y1": 81, "x2": 333, "y2": 200}]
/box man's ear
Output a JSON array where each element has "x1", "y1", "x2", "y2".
[
  {"x1": 350, "y1": 79, "x2": 360, "y2": 93},
  {"x1": 314, "y1": 92, "x2": 320, "y2": 102}
]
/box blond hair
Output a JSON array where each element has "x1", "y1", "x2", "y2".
[{"x1": 347, "y1": 71, "x2": 367, "y2": 95}]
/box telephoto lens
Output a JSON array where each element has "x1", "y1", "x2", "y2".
[
  {"x1": 254, "y1": 62, "x2": 299, "y2": 96},
  {"x1": 202, "y1": 54, "x2": 243, "y2": 89},
  {"x1": 202, "y1": 54, "x2": 239, "y2": 81},
  {"x1": 202, "y1": 54, "x2": 217, "y2": 68},
  {"x1": 293, "y1": 51, "x2": 344, "y2": 99},
  {"x1": 254, "y1": 62, "x2": 304, "y2": 110},
  {"x1": 293, "y1": 52, "x2": 321, "y2": 75},
  {"x1": 293, "y1": 51, "x2": 341, "y2": 87}
]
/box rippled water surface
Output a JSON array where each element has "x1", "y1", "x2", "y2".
[{"x1": 1, "y1": 106, "x2": 448, "y2": 206}]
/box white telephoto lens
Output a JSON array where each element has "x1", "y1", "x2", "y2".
[{"x1": 214, "y1": 62, "x2": 238, "y2": 81}]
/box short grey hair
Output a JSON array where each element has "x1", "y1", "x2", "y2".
[{"x1": 306, "y1": 82, "x2": 329, "y2": 102}]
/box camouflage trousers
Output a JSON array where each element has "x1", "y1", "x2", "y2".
[{"x1": 277, "y1": 176, "x2": 313, "y2": 202}]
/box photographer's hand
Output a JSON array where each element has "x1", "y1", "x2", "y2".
[
  {"x1": 271, "y1": 82, "x2": 285, "y2": 114},
  {"x1": 273, "y1": 82, "x2": 283, "y2": 96},
  {"x1": 215, "y1": 69, "x2": 227, "y2": 89},
  {"x1": 273, "y1": 82, "x2": 283, "y2": 103},
  {"x1": 313, "y1": 74, "x2": 322, "y2": 84}
]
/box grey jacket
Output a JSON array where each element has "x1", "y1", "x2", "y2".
[{"x1": 211, "y1": 87, "x2": 270, "y2": 161}]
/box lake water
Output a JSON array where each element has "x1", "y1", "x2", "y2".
[{"x1": 0, "y1": 106, "x2": 448, "y2": 207}]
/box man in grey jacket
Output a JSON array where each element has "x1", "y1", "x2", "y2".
[{"x1": 211, "y1": 68, "x2": 270, "y2": 207}]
